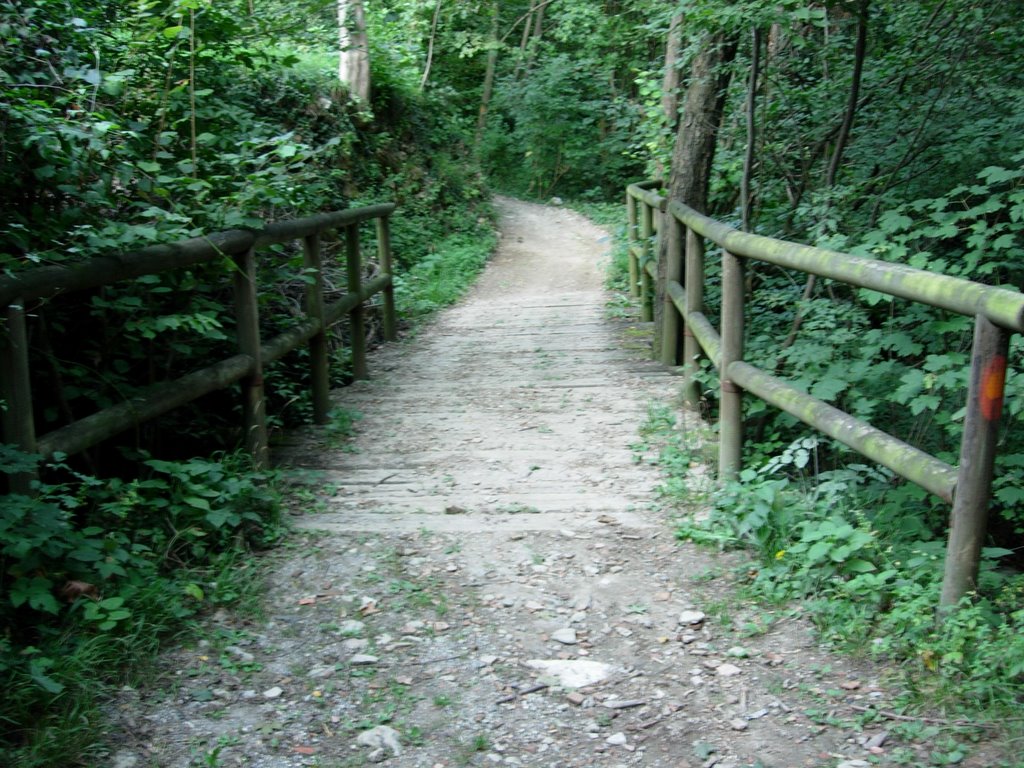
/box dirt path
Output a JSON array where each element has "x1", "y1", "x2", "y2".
[{"x1": 106, "y1": 199, "x2": 960, "y2": 768}]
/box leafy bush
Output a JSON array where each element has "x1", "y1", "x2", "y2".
[
  {"x1": 0, "y1": 447, "x2": 283, "y2": 766},
  {"x1": 655, "y1": 418, "x2": 1024, "y2": 712}
]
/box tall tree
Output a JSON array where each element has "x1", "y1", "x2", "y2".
[
  {"x1": 475, "y1": 0, "x2": 501, "y2": 149},
  {"x1": 654, "y1": 30, "x2": 739, "y2": 353},
  {"x1": 339, "y1": 0, "x2": 371, "y2": 103}
]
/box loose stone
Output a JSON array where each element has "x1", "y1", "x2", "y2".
[
  {"x1": 552, "y1": 628, "x2": 578, "y2": 645},
  {"x1": 678, "y1": 610, "x2": 706, "y2": 626}
]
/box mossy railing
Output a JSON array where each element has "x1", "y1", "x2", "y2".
[
  {"x1": 0, "y1": 204, "x2": 398, "y2": 483},
  {"x1": 626, "y1": 180, "x2": 1022, "y2": 608}
]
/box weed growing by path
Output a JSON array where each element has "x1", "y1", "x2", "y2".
[
  {"x1": 0, "y1": 450, "x2": 283, "y2": 767},
  {"x1": 642, "y1": 406, "x2": 1024, "y2": 736}
]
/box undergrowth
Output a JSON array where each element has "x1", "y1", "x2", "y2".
[
  {"x1": 0, "y1": 448, "x2": 284, "y2": 767},
  {"x1": 637, "y1": 406, "x2": 1024, "y2": 738},
  {"x1": 394, "y1": 225, "x2": 498, "y2": 320}
]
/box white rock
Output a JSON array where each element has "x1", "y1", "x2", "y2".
[
  {"x1": 343, "y1": 638, "x2": 369, "y2": 652},
  {"x1": 525, "y1": 659, "x2": 616, "y2": 689},
  {"x1": 224, "y1": 645, "x2": 255, "y2": 663},
  {"x1": 339, "y1": 619, "x2": 365, "y2": 635},
  {"x1": 351, "y1": 654, "x2": 379, "y2": 665},
  {"x1": 717, "y1": 663, "x2": 742, "y2": 677},
  {"x1": 605, "y1": 732, "x2": 628, "y2": 746},
  {"x1": 356, "y1": 725, "x2": 403, "y2": 756},
  {"x1": 308, "y1": 665, "x2": 335, "y2": 679},
  {"x1": 262, "y1": 686, "x2": 283, "y2": 699},
  {"x1": 678, "y1": 610, "x2": 706, "y2": 625},
  {"x1": 729, "y1": 718, "x2": 748, "y2": 731},
  {"x1": 551, "y1": 628, "x2": 578, "y2": 645},
  {"x1": 111, "y1": 752, "x2": 139, "y2": 768},
  {"x1": 726, "y1": 646, "x2": 751, "y2": 658},
  {"x1": 836, "y1": 762, "x2": 870, "y2": 768}
]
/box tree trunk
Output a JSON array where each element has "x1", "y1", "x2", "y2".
[
  {"x1": 338, "y1": 0, "x2": 371, "y2": 104},
  {"x1": 653, "y1": 32, "x2": 739, "y2": 353},
  {"x1": 420, "y1": 0, "x2": 443, "y2": 90},
  {"x1": 475, "y1": 0, "x2": 501, "y2": 150},
  {"x1": 741, "y1": 27, "x2": 764, "y2": 233},
  {"x1": 660, "y1": 10, "x2": 684, "y2": 133}
]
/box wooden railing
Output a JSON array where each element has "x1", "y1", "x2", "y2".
[
  {"x1": 626, "y1": 180, "x2": 1023, "y2": 607},
  {"x1": 0, "y1": 203, "x2": 397, "y2": 483}
]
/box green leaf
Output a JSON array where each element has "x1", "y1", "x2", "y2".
[
  {"x1": 878, "y1": 211, "x2": 913, "y2": 234},
  {"x1": 184, "y1": 583, "x2": 205, "y2": 601},
  {"x1": 205, "y1": 508, "x2": 230, "y2": 528},
  {"x1": 29, "y1": 660, "x2": 65, "y2": 694},
  {"x1": 809, "y1": 377, "x2": 847, "y2": 401},
  {"x1": 978, "y1": 166, "x2": 1022, "y2": 184},
  {"x1": 807, "y1": 540, "x2": 832, "y2": 562},
  {"x1": 162, "y1": 25, "x2": 184, "y2": 38},
  {"x1": 184, "y1": 496, "x2": 211, "y2": 511},
  {"x1": 845, "y1": 559, "x2": 877, "y2": 573}
]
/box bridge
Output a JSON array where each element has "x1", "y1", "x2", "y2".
[{"x1": 2, "y1": 185, "x2": 1020, "y2": 610}]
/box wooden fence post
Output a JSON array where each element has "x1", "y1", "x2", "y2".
[
  {"x1": 640, "y1": 201, "x2": 654, "y2": 322},
  {"x1": 1, "y1": 300, "x2": 38, "y2": 492},
  {"x1": 303, "y1": 233, "x2": 331, "y2": 425},
  {"x1": 346, "y1": 223, "x2": 368, "y2": 380},
  {"x1": 660, "y1": 214, "x2": 684, "y2": 366},
  {"x1": 719, "y1": 249, "x2": 745, "y2": 481},
  {"x1": 940, "y1": 315, "x2": 1009, "y2": 609},
  {"x1": 626, "y1": 193, "x2": 640, "y2": 298},
  {"x1": 682, "y1": 228, "x2": 705, "y2": 409},
  {"x1": 376, "y1": 215, "x2": 398, "y2": 341},
  {"x1": 233, "y1": 248, "x2": 269, "y2": 468}
]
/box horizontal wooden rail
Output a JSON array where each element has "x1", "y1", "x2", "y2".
[
  {"x1": 626, "y1": 180, "x2": 1020, "y2": 607},
  {"x1": 667, "y1": 199, "x2": 1024, "y2": 333},
  {"x1": 1, "y1": 203, "x2": 399, "y2": 481}
]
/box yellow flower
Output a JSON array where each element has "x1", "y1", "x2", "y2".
[{"x1": 775, "y1": 550, "x2": 786, "y2": 560}]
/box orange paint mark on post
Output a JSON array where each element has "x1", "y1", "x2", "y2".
[{"x1": 980, "y1": 354, "x2": 1007, "y2": 421}]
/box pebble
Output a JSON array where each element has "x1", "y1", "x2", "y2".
[
  {"x1": 308, "y1": 665, "x2": 335, "y2": 679},
  {"x1": 678, "y1": 610, "x2": 706, "y2": 626},
  {"x1": 606, "y1": 733, "x2": 627, "y2": 746},
  {"x1": 864, "y1": 731, "x2": 889, "y2": 749},
  {"x1": 729, "y1": 718, "x2": 748, "y2": 731},
  {"x1": 552, "y1": 628, "x2": 578, "y2": 645},
  {"x1": 351, "y1": 654, "x2": 379, "y2": 665},
  {"x1": 525, "y1": 659, "x2": 616, "y2": 688},
  {"x1": 223, "y1": 645, "x2": 255, "y2": 663},
  {"x1": 356, "y1": 725, "x2": 403, "y2": 756},
  {"x1": 262, "y1": 686, "x2": 283, "y2": 699},
  {"x1": 717, "y1": 663, "x2": 742, "y2": 677},
  {"x1": 339, "y1": 619, "x2": 365, "y2": 635}
]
